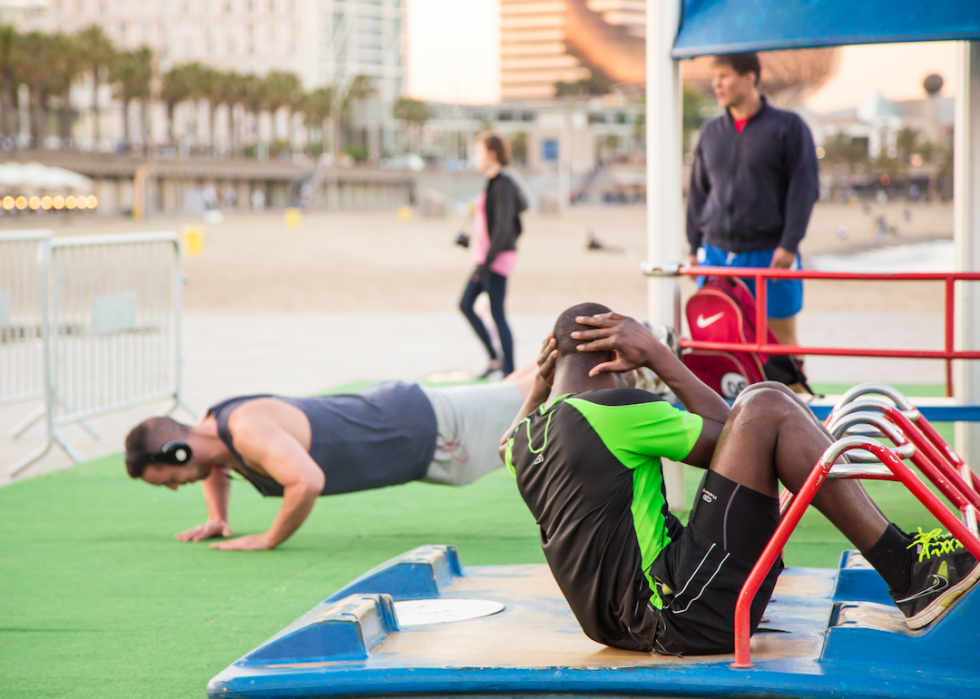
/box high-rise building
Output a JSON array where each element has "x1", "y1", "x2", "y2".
[
  {"x1": 500, "y1": 0, "x2": 645, "y2": 101},
  {"x1": 14, "y1": 0, "x2": 405, "y2": 152},
  {"x1": 583, "y1": 0, "x2": 644, "y2": 39},
  {"x1": 500, "y1": 0, "x2": 589, "y2": 102},
  {"x1": 16, "y1": 0, "x2": 307, "y2": 78},
  {"x1": 305, "y1": 0, "x2": 405, "y2": 153},
  {"x1": 307, "y1": 0, "x2": 404, "y2": 105}
]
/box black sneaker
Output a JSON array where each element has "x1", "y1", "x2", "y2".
[
  {"x1": 477, "y1": 364, "x2": 503, "y2": 380},
  {"x1": 892, "y1": 527, "x2": 980, "y2": 629}
]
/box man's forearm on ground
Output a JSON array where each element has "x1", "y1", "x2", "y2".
[
  {"x1": 263, "y1": 482, "x2": 319, "y2": 547},
  {"x1": 645, "y1": 342, "x2": 730, "y2": 423},
  {"x1": 201, "y1": 467, "x2": 231, "y2": 523}
]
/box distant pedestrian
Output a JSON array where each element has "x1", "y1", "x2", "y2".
[
  {"x1": 460, "y1": 133, "x2": 528, "y2": 378},
  {"x1": 687, "y1": 52, "x2": 819, "y2": 349}
]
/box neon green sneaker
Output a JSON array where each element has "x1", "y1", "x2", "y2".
[{"x1": 892, "y1": 527, "x2": 980, "y2": 629}]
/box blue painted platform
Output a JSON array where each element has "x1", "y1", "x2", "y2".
[
  {"x1": 677, "y1": 397, "x2": 980, "y2": 423},
  {"x1": 207, "y1": 545, "x2": 980, "y2": 699},
  {"x1": 806, "y1": 397, "x2": 980, "y2": 423}
]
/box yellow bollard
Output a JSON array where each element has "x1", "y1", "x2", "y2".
[
  {"x1": 181, "y1": 226, "x2": 206, "y2": 257},
  {"x1": 397, "y1": 205, "x2": 413, "y2": 222},
  {"x1": 284, "y1": 207, "x2": 302, "y2": 229}
]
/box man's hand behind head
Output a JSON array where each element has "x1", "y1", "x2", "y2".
[
  {"x1": 571, "y1": 312, "x2": 661, "y2": 377},
  {"x1": 532, "y1": 334, "x2": 558, "y2": 400}
]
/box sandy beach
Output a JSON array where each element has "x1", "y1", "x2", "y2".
[
  {"x1": 5, "y1": 199, "x2": 954, "y2": 317},
  {"x1": 0, "y1": 199, "x2": 955, "y2": 481}
]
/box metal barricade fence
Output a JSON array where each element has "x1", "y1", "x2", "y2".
[
  {"x1": 8, "y1": 232, "x2": 196, "y2": 476},
  {"x1": 1, "y1": 230, "x2": 52, "y2": 408}
]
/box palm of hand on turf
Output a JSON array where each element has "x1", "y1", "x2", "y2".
[
  {"x1": 176, "y1": 520, "x2": 233, "y2": 542},
  {"x1": 210, "y1": 533, "x2": 274, "y2": 551}
]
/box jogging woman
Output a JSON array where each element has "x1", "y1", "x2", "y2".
[{"x1": 460, "y1": 132, "x2": 528, "y2": 378}]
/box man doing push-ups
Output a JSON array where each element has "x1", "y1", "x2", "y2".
[{"x1": 126, "y1": 368, "x2": 539, "y2": 550}]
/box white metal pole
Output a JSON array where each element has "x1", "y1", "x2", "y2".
[
  {"x1": 954, "y1": 41, "x2": 980, "y2": 470},
  {"x1": 559, "y1": 110, "x2": 571, "y2": 211},
  {"x1": 647, "y1": 0, "x2": 686, "y2": 508}
]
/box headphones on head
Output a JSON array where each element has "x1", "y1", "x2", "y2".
[{"x1": 130, "y1": 441, "x2": 193, "y2": 466}]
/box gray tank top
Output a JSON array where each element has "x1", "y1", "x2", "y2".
[{"x1": 206, "y1": 381, "x2": 437, "y2": 497}]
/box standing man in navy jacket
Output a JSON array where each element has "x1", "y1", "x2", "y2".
[{"x1": 686, "y1": 52, "x2": 819, "y2": 349}]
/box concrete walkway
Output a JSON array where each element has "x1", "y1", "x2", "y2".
[{"x1": 0, "y1": 311, "x2": 946, "y2": 486}]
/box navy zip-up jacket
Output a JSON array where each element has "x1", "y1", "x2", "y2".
[{"x1": 686, "y1": 98, "x2": 819, "y2": 256}]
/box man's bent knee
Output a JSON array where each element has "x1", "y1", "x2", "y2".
[
  {"x1": 735, "y1": 381, "x2": 794, "y2": 404},
  {"x1": 730, "y1": 384, "x2": 796, "y2": 422}
]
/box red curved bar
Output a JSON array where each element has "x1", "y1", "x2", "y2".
[
  {"x1": 732, "y1": 441, "x2": 980, "y2": 670},
  {"x1": 731, "y1": 447, "x2": 838, "y2": 669},
  {"x1": 868, "y1": 443, "x2": 980, "y2": 561},
  {"x1": 914, "y1": 413, "x2": 980, "y2": 493},
  {"x1": 885, "y1": 409, "x2": 980, "y2": 511}
]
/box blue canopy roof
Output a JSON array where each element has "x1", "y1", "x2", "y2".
[{"x1": 673, "y1": 0, "x2": 980, "y2": 58}]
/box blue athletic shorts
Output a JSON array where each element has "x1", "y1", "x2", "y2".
[{"x1": 698, "y1": 245, "x2": 803, "y2": 320}]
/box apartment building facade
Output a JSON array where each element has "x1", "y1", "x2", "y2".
[
  {"x1": 14, "y1": 0, "x2": 405, "y2": 153},
  {"x1": 500, "y1": 0, "x2": 645, "y2": 101}
]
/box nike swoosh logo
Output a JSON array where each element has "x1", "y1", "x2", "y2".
[
  {"x1": 895, "y1": 575, "x2": 949, "y2": 603},
  {"x1": 696, "y1": 312, "x2": 725, "y2": 329}
]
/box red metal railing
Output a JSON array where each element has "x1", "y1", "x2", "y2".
[
  {"x1": 644, "y1": 265, "x2": 980, "y2": 397},
  {"x1": 731, "y1": 393, "x2": 980, "y2": 669}
]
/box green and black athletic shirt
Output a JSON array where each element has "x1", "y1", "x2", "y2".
[{"x1": 505, "y1": 388, "x2": 703, "y2": 650}]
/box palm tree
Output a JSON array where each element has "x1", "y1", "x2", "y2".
[
  {"x1": 160, "y1": 65, "x2": 192, "y2": 147},
  {"x1": 77, "y1": 25, "x2": 115, "y2": 149},
  {"x1": 299, "y1": 86, "x2": 334, "y2": 154},
  {"x1": 16, "y1": 33, "x2": 57, "y2": 147},
  {"x1": 896, "y1": 126, "x2": 921, "y2": 166},
  {"x1": 0, "y1": 26, "x2": 24, "y2": 140},
  {"x1": 240, "y1": 73, "x2": 267, "y2": 154},
  {"x1": 46, "y1": 33, "x2": 84, "y2": 147},
  {"x1": 335, "y1": 74, "x2": 375, "y2": 158},
  {"x1": 222, "y1": 71, "x2": 249, "y2": 156},
  {"x1": 262, "y1": 70, "x2": 300, "y2": 153},
  {"x1": 135, "y1": 47, "x2": 155, "y2": 153},
  {"x1": 206, "y1": 68, "x2": 237, "y2": 155},
  {"x1": 392, "y1": 97, "x2": 429, "y2": 153},
  {"x1": 110, "y1": 47, "x2": 153, "y2": 151},
  {"x1": 179, "y1": 62, "x2": 210, "y2": 152}
]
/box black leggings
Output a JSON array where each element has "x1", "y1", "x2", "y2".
[{"x1": 459, "y1": 272, "x2": 514, "y2": 374}]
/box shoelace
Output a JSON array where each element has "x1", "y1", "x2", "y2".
[{"x1": 908, "y1": 527, "x2": 964, "y2": 562}]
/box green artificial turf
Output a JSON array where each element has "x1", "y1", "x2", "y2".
[
  {"x1": 0, "y1": 459, "x2": 544, "y2": 699},
  {"x1": 0, "y1": 382, "x2": 956, "y2": 699}
]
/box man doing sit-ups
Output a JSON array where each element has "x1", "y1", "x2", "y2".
[
  {"x1": 503, "y1": 303, "x2": 979, "y2": 655},
  {"x1": 126, "y1": 369, "x2": 537, "y2": 551}
]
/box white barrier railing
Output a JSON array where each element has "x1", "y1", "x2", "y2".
[
  {"x1": 1, "y1": 230, "x2": 52, "y2": 408},
  {"x1": 8, "y1": 232, "x2": 196, "y2": 476}
]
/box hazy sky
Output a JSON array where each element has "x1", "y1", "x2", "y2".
[
  {"x1": 406, "y1": 0, "x2": 959, "y2": 111},
  {"x1": 805, "y1": 42, "x2": 958, "y2": 112},
  {"x1": 406, "y1": 0, "x2": 500, "y2": 104}
]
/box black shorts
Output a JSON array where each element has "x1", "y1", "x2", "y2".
[{"x1": 648, "y1": 470, "x2": 783, "y2": 656}]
